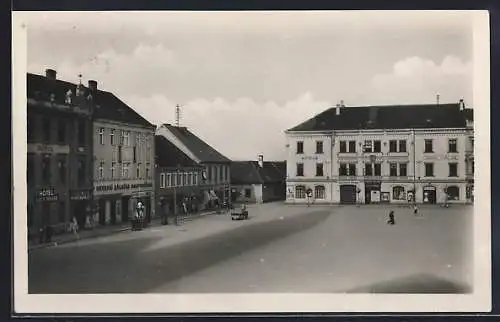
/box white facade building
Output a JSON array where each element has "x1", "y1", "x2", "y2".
[{"x1": 285, "y1": 102, "x2": 474, "y2": 205}]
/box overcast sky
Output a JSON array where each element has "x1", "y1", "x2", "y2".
[{"x1": 24, "y1": 11, "x2": 474, "y2": 161}]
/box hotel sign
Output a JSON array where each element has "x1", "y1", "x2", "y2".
[
  {"x1": 95, "y1": 182, "x2": 153, "y2": 192},
  {"x1": 36, "y1": 188, "x2": 58, "y2": 201},
  {"x1": 70, "y1": 190, "x2": 91, "y2": 200}
]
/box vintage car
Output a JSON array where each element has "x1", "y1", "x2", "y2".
[{"x1": 231, "y1": 205, "x2": 249, "y2": 220}]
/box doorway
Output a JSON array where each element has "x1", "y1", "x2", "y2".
[
  {"x1": 110, "y1": 200, "x2": 116, "y2": 224},
  {"x1": 423, "y1": 186, "x2": 437, "y2": 204},
  {"x1": 121, "y1": 196, "x2": 130, "y2": 222},
  {"x1": 98, "y1": 198, "x2": 106, "y2": 225},
  {"x1": 340, "y1": 185, "x2": 357, "y2": 204}
]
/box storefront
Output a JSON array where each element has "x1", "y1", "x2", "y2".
[
  {"x1": 364, "y1": 181, "x2": 381, "y2": 204},
  {"x1": 422, "y1": 185, "x2": 437, "y2": 204},
  {"x1": 69, "y1": 189, "x2": 92, "y2": 228}
]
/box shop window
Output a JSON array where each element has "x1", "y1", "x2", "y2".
[
  {"x1": 393, "y1": 186, "x2": 405, "y2": 200},
  {"x1": 314, "y1": 185, "x2": 325, "y2": 199},
  {"x1": 295, "y1": 185, "x2": 306, "y2": 199},
  {"x1": 446, "y1": 186, "x2": 460, "y2": 200}
]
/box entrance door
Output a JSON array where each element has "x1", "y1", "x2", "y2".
[
  {"x1": 340, "y1": 185, "x2": 357, "y2": 204},
  {"x1": 110, "y1": 200, "x2": 116, "y2": 224},
  {"x1": 423, "y1": 187, "x2": 437, "y2": 204},
  {"x1": 121, "y1": 196, "x2": 130, "y2": 222},
  {"x1": 365, "y1": 189, "x2": 372, "y2": 204}
]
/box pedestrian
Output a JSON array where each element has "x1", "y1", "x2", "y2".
[
  {"x1": 70, "y1": 216, "x2": 79, "y2": 240},
  {"x1": 387, "y1": 210, "x2": 395, "y2": 225},
  {"x1": 413, "y1": 204, "x2": 419, "y2": 216}
]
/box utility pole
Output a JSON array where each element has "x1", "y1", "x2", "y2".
[{"x1": 175, "y1": 104, "x2": 181, "y2": 127}]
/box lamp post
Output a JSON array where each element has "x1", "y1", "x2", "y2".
[{"x1": 173, "y1": 165, "x2": 181, "y2": 226}]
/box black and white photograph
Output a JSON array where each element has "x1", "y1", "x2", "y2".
[{"x1": 12, "y1": 10, "x2": 490, "y2": 313}]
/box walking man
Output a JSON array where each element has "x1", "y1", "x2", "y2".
[
  {"x1": 70, "y1": 216, "x2": 79, "y2": 240},
  {"x1": 387, "y1": 210, "x2": 395, "y2": 225}
]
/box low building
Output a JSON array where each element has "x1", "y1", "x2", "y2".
[
  {"x1": 285, "y1": 101, "x2": 474, "y2": 204},
  {"x1": 27, "y1": 69, "x2": 95, "y2": 237},
  {"x1": 155, "y1": 135, "x2": 204, "y2": 217},
  {"x1": 92, "y1": 82, "x2": 156, "y2": 226},
  {"x1": 230, "y1": 155, "x2": 286, "y2": 204},
  {"x1": 157, "y1": 124, "x2": 231, "y2": 209}
]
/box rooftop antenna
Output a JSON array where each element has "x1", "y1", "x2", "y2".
[
  {"x1": 436, "y1": 94, "x2": 440, "y2": 106},
  {"x1": 175, "y1": 104, "x2": 181, "y2": 127}
]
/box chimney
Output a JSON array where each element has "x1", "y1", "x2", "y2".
[
  {"x1": 340, "y1": 100, "x2": 345, "y2": 107},
  {"x1": 45, "y1": 69, "x2": 57, "y2": 80},
  {"x1": 88, "y1": 80, "x2": 98, "y2": 92},
  {"x1": 258, "y1": 154, "x2": 264, "y2": 168},
  {"x1": 459, "y1": 98, "x2": 465, "y2": 111}
]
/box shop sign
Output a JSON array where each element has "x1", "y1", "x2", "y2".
[
  {"x1": 364, "y1": 181, "x2": 381, "y2": 188},
  {"x1": 70, "y1": 190, "x2": 91, "y2": 200},
  {"x1": 300, "y1": 155, "x2": 319, "y2": 161},
  {"x1": 95, "y1": 182, "x2": 153, "y2": 192},
  {"x1": 36, "y1": 188, "x2": 58, "y2": 201}
]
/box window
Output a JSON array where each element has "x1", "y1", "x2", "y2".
[
  {"x1": 389, "y1": 140, "x2": 397, "y2": 152},
  {"x1": 188, "y1": 173, "x2": 193, "y2": 186},
  {"x1": 373, "y1": 140, "x2": 381, "y2": 153},
  {"x1": 58, "y1": 156, "x2": 67, "y2": 184},
  {"x1": 193, "y1": 173, "x2": 198, "y2": 185},
  {"x1": 296, "y1": 141, "x2": 304, "y2": 154},
  {"x1": 374, "y1": 163, "x2": 381, "y2": 176},
  {"x1": 133, "y1": 146, "x2": 137, "y2": 163},
  {"x1": 27, "y1": 153, "x2": 35, "y2": 185},
  {"x1": 213, "y1": 166, "x2": 218, "y2": 182},
  {"x1": 389, "y1": 163, "x2": 398, "y2": 177},
  {"x1": 57, "y1": 119, "x2": 66, "y2": 143},
  {"x1": 348, "y1": 141, "x2": 356, "y2": 153},
  {"x1": 178, "y1": 173, "x2": 183, "y2": 186},
  {"x1": 245, "y1": 189, "x2": 252, "y2": 198},
  {"x1": 77, "y1": 157, "x2": 85, "y2": 186},
  {"x1": 363, "y1": 140, "x2": 373, "y2": 152},
  {"x1": 78, "y1": 120, "x2": 86, "y2": 145},
  {"x1": 472, "y1": 161, "x2": 475, "y2": 174},
  {"x1": 136, "y1": 163, "x2": 141, "y2": 178},
  {"x1": 98, "y1": 128, "x2": 105, "y2": 145},
  {"x1": 339, "y1": 163, "x2": 348, "y2": 176},
  {"x1": 118, "y1": 146, "x2": 122, "y2": 163},
  {"x1": 98, "y1": 160, "x2": 104, "y2": 179},
  {"x1": 316, "y1": 141, "x2": 323, "y2": 154},
  {"x1": 146, "y1": 163, "x2": 151, "y2": 178},
  {"x1": 119, "y1": 130, "x2": 124, "y2": 146},
  {"x1": 295, "y1": 185, "x2": 306, "y2": 199},
  {"x1": 123, "y1": 131, "x2": 130, "y2": 146},
  {"x1": 184, "y1": 173, "x2": 188, "y2": 186},
  {"x1": 296, "y1": 163, "x2": 304, "y2": 176},
  {"x1": 449, "y1": 163, "x2": 458, "y2": 177},
  {"x1": 425, "y1": 163, "x2": 434, "y2": 177},
  {"x1": 110, "y1": 129, "x2": 116, "y2": 145},
  {"x1": 226, "y1": 167, "x2": 230, "y2": 182},
  {"x1": 160, "y1": 173, "x2": 166, "y2": 188},
  {"x1": 399, "y1": 140, "x2": 407, "y2": 152},
  {"x1": 339, "y1": 141, "x2": 347, "y2": 153},
  {"x1": 365, "y1": 163, "x2": 373, "y2": 176},
  {"x1": 399, "y1": 163, "x2": 407, "y2": 177},
  {"x1": 111, "y1": 162, "x2": 116, "y2": 179},
  {"x1": 136, "y1": 132, "x2": 141, "y2": 146},
  {"x1": 314, "y1": 186, "x2": 325, "y2": 199},
  {"x1": 424, "y1": 139, "x2": 433, "y2": 153},
  {"x1": 316, "y1": 163, "x2": 324, "y2": 176},
  {"x1": 42, "y1": 154, "x2": 51, "y2": 184},
  {"x1": 166, "y1": 173, "x2": 172, "y2": 187},
  {"x1": 448, "y1": 139, "x2": 458, "y2": 153},
  {"x1": 393, "y1": 186, "x2": 405, "y2": 200},
  {"x1": 27, "y1": 116, "x2": 35, "y2": 142},
  {"x1": 219, "y1": 166, "x2": 223, "y2": 181},
  {"x1": 122, "y1": 162, "x2": 130, "y2": 178},
  {"x1": 446, "y1": 186, "x2": 460, "y2": 200},
  {"x1": 43, "y1": 118, "x2": 51, "y2": 142},
  {"x1": 348, "y1": 163, "x2": 356, "y2": 176}
]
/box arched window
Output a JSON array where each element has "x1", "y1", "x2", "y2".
[
  {"x1": 446, "y1": 186, "x2": 460, "y2": 200},
  {"x1": 295, "y1": 185, "x2": 306, "y2": 199},
  {"x1": 314, "y1": 185, "x2": 326, "y2": 199},
  {"x1": 392, "y1": 186, "x2": 405, "y2": 200}
]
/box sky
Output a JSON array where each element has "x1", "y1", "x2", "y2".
[{"x1": 24, "y1": 11, "x2": 474, "y2": 161}]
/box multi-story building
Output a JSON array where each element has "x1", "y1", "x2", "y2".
[
  {"x1": 285, "y1": 101, "x2": 474, "y2": 204},
  {"x1": 27, "y1": 69, "x2": 95, "y2": 238},
  {"x1": 156, "y1": 124, "x2": 231, "y2": 209},
  {"x1": 92, "y1": 83, "x2": 156, "y2": 225},
  {"x1": 230, "y1": 155, "x2": 286, "y2": 204},
  {"x1": 155, "y1": 135, "x2": 204, "y2": 216}
]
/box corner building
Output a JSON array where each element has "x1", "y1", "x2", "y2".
[{"x1": 285, "y1": 102, "x2": 474, "y2": 205}]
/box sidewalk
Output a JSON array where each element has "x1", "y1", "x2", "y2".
[{"x1": 28, "y1": 209, "x2": 219, "y2": 251}]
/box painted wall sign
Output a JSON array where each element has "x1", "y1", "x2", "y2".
[
  {"x1": 70, "y1": 190, "x2": 91, "y2": 200},
  {"x1": 36, "y1": 188, "x2": 58, "y2": 201},
  {"x1": 95, "y1": 182, "x2": 153, "y2": 192}
]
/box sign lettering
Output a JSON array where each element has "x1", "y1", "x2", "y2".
[
  {"x1": 36, "y1": 188, "x2": 58, "y2": 201},
  {"x1": 95, "y1": 182, "x2": 153, "y2": 192},
  {"x1": 301, "y1": 155, "x2": 319, "y2": 161}
]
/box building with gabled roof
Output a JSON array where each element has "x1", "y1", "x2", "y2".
[
  {"x1": 285, "y1": 100, "x2": 474, "y2": 205},
  {"x1": 157, "y1": 123, "x2": 232, "y2": 209},
  {"x1": 230, "y1": 155, "x2": 286, "y2": 204}
]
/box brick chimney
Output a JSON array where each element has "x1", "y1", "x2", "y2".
[
  {"x1": 258, "y1": 154, "x2": 264, "y2": 168},
  {"x1": 88, "y1": 80, "x2": 98, "y2": 92},
  {"x1": 45, "y1": 69, "x2": 57, "y2": 80}
]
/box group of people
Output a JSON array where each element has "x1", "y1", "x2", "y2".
[{"x1": 387, "y1": 203, "x2": 422, "y2": 226}]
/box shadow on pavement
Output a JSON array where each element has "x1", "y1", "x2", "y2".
[
  {"x1": 29, "y1": 210, "x2": 331, "y2": 293},
  {"x1": 344, "y1": 273, "x2": 472, "y2": 294}
]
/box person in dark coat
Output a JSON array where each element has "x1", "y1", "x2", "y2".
[{"x1": 387, "y1": 210, "x2": 395, "y2": 225}]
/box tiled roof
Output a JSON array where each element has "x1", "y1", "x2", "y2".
[
  {"x1": 155, "y1": 135, "x2": 201, "y2": 168},
  {"x1": 287, "y1": 104, "x2": 473, "y2": 132},
  {"x1": 162, "y1": 124, "x2": 231, "y2": 163},
  {"x1": 230, "y1": 161, "x2": 286, "y2": 185},
  {"x1": 27, "y1": 73, "x2": 155, "y2": 128}
]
